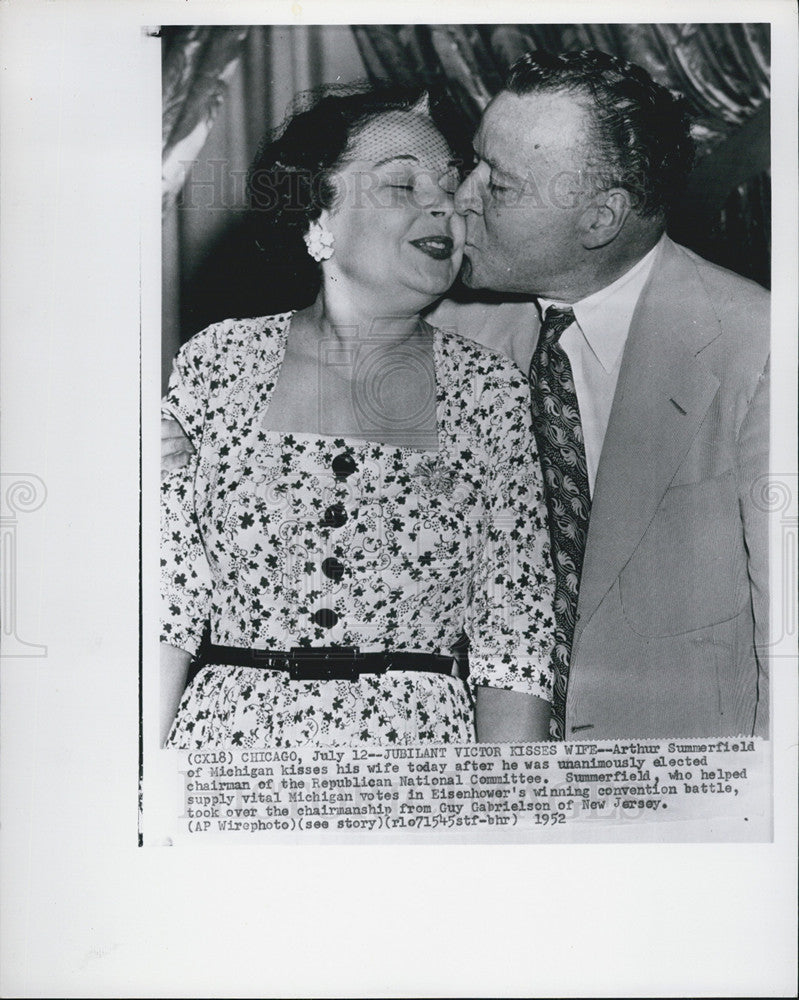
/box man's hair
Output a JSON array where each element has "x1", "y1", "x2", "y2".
[{"x1": 505, "y1": 49, "x2": 695, "y2": 219}]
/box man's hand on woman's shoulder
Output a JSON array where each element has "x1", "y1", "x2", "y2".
[{"x1": 161, "y1": 417, "x2": 194, "y2": 473}]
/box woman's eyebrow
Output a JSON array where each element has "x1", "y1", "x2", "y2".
[{"x1": 372, "y1": 153, "x2": 420, "y2": 168}]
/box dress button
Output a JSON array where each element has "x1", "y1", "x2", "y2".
[
  {"x1": 332, "y1": 453, "x2": 357, "y2": 480},
  {"x1": 321, "y1": 503, "x2": 347, "y2": 528},
  {"x1": 321, "y1": 557, "x2": 345, "y2": 581},
  {"x1": 312, "y1": 608, "x2": 339, "y2": 629}
]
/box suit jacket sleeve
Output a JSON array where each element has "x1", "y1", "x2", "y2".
[{"x1": 737, "y1": 355, "x2": 769, "y2": 736}]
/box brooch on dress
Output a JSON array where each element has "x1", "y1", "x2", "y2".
[{"x1": 411, "y1": 455, "x2": 459, "y2": 498}]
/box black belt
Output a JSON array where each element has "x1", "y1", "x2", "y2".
[{"x1": 203, "y1": 644, "x2": 456, "y2": 682}]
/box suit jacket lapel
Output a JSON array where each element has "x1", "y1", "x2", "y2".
[{"x1": 574, "y1": 238, "x2": 722, "y2": 637}]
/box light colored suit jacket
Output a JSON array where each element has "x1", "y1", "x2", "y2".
[{"x1": 432, "y1": 237, "x2": 769, "y2": 739}]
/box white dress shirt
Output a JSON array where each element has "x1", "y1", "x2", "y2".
[{"x1": 537, "y1": 236, "x2": 663, "y2": 494}]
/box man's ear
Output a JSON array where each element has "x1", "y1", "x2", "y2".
[{"x1": 579, "y1": 188, "x2": 632, "y2": 249}]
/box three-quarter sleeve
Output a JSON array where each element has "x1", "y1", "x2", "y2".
[
  {"x1": 159, "y1": 324, "x2": 222, "y2": 655},
  {"x1": 465, "y1": 371, "x2": 556, "y2": 701},
  {"x1": 160, "y1": 464, "x2": 212, "y2": 656}
]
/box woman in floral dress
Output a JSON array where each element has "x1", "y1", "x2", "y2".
[{"x1": 161, "y1": 87, "x2": 555, "y2": 748}]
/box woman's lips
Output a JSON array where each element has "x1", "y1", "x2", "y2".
[{"x1": 409, "y1": 235, "x2": 455, "y2": 260}]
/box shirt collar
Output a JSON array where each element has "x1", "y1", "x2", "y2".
[{"x1": 538, "y1": 234, "x2": 664, "y2": 373}]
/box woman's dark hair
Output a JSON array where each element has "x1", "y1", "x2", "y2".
[
  {"x1": 505, "y1": 49, "x2": 695, "y2": 220},
  {"x1": 247, "y1": 84, "x2": 471, "y2": 308}
]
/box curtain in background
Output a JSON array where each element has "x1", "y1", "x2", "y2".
[
  {"x1": 162, "y1": 25, "x2": 367, "y2": 389},
  {"x1": 353, "y1": 23, "x2": 771, "y2": 287},
  {"x1": 162, "y1": 26, "x2": 250, "y2": 210}
]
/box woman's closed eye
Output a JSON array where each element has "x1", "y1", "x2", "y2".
[{"x1": 381, "y1": 170, "x2": 416, "y2": 192}]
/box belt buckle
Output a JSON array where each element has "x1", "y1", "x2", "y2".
[{"x1": 288, "y1": 646, "x2": 361, "y2": 682}]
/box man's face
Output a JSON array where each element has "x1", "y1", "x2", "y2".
[{"x1": 455, "y1": 89, "x2": 596, "y2": 298}]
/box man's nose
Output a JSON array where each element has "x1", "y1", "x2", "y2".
[
  {"x1": 454, "y1": 164, "x2": 485, "y2": 215},
  {"x1": 423, "y1": 175, "x2": 454, "y2": 218}
]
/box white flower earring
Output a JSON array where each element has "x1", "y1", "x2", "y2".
[{"x1": 303, "y1": 219, "x2": 334, "y2": 262}]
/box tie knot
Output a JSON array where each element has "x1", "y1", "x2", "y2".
[{"x1": 540, "y1": 306, "x2": 575, "y2": 344}]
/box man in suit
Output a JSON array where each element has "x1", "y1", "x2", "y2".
[{"x1": 437, "y1": 49, "x2": 769, "y2": 739}]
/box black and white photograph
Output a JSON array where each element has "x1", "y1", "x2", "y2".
[
  {"x1": 155, "y1": 20, "x2": 772, "y2": 823},
  {"x1": 1, "y1": 1, "x2": 797, "y2": 996}
]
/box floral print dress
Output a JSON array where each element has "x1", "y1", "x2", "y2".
[{"x1": 161, "y1": 313, "x2": 555, "y2": 748}]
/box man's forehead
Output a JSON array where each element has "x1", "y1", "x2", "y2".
[{"x1": 477, "y1": 89, "x2": 589, "y2": 161}]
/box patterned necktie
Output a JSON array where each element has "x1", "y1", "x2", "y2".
[{"x1": 528, "y1": 306, "x2": 591, "y2": 739}]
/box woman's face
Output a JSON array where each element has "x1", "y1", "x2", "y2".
[{"x1": 320, "y1": 111, "x2": 465, "y2": 307}]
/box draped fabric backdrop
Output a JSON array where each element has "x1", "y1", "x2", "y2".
[
  {"x1": 161, "y1": 25, "x2": 368, "y2": 388},
  {"x1": 161, "y1": 23, "x2": 771, "y2": 390}
]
